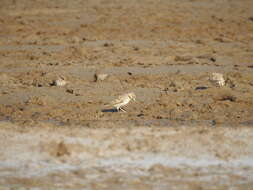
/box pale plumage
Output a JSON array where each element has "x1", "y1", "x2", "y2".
[
  {"x1": 209, "y1": 73, "x2": 225, "y2": 87},
  {"x1": 53, "y1": 76, "x2": 67, "y2": 86},
  {"x1": 108, "y1": 92, "x2": 136, "y2": 112}
]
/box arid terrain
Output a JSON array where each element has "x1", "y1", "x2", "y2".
[{"x1": 0, "y1": 0, "x2": 253, "y2": 189}]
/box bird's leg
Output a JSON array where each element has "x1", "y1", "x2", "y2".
[{"x1": 120, "y1": 107, "x2": 127, "y2": 112}]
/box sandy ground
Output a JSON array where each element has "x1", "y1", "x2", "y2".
[
  {"x1": 0, "y1": 122, "x2": 253, "y2": 189},
  {"x1": 0, "y1": 0, "x2": 253, "y2": 189}
]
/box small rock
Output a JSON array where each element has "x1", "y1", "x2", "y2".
[
  {"x1": 195, "y1": 86, "x2": 209, "y2": 90},
  {"x1": 163, "y1": 87, "x2": 169, "y2": 92},
  {"x1": 219, "y1": 95, "x2": 237, "y2": 102},
  {"x1": 195, "y1": 39, "x2": 205, "y2": 44},
  {"x1": 249, "y1": 17, "x2": 253, "y2": 22},
  {"x1": 94, "y1": 73, "x2": 108, "y2": 82},
  {"x1": 169, "y1": 81, "x2": 177, "y2": 87},
  {"x1": 24, "y1": 34, "x2": 39, "y2": 44},
  {"x1": 226, "y1": 77, "x2": 236, "y2": 88},
  {"x1": 174, "y1": 55, "x2": 192, "y2": 62},
  {"x1": 212, "y1": 120, "x2": 217, "y2": 126},
  {"x1": 148, "y1": 164, "x2": 168, "y2": 173},
  {"x1": 196, "y1": 54, "x2": 216, "y2": 62},
  {"x1": 56, "y1": 141, "x2": 70, "y2": 157},
  {"x1": 189, "y1": 57, "x2": 200, "y2": 64},
  {"x1": 133, "y1": 47, "x2": 139, "y2": 51},
  {"x1": 169, "y1": 81, "x2": 185, "y2": 91},
  {"x1": 71, "y1": 36, "x2": 81, "y2": 44},
  {"x1": 198, "y1": 54, "x2": 211, "y2": 60},
  {"x1": 103, "y1": 42, "x2": 113, "y2": 47},
  {"x1": 214, "y1": 37, "x2": 232, "y2": 43},
  {"x1": 66, "y1": 89, "x2": 74, "y2": 94}
]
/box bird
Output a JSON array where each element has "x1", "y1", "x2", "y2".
[
  {"x1": 107, "y1": 92, "x2": 136, "y2": 112},
  {"x1": 209, "y1": 73, "x2": 225, "y2": 87},
  {"x1": 53, "y1": 75, "x2": 67, "y2": 86}
]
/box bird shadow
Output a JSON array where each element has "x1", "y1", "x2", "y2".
[{"x1": 101, "y1": 108, "x2": 118, "y2": 113}]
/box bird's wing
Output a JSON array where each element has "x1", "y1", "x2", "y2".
[
  {"x1": 110, "y1": 94, "x2": 128, "y2": 105},
  {"x1": 110, "y1": 98, "x2": 123, "y2": 105}
]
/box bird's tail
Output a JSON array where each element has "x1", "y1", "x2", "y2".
[{"x1": 103, "y1": 103, "x2": 111, "y2": 107}]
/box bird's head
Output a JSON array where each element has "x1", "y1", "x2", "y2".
[{"x1": 128, "y1": 92, "x2": 136, "y2": 101}]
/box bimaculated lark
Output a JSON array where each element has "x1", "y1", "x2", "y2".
[
  {"x1": 53, "y1": 75, "x2": 67, "y2": 86},
  {"x1": 107, "y1": 92, "x2": 136, "y2": 112},
  {"x1": 210, "y1": 73, "x2": 225, "y2": 87}
]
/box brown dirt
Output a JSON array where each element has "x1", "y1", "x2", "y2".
[{"x1": 0, "y1": 0, "x2": 253, "y2": 189}]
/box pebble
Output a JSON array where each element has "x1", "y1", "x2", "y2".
[
  {"x1": 174, "y1": 55, "x2": 192, "y2": 62},
  {"x1": 66, "y1": 89, "x2": 74, "y2": 94},
  {"x1": 196, "y1": 54, "x2": 216, "y2": 62},
  {"x1": 195, "y1": 86, "x2": 209, "y2": 90},
  {"x1": 214, "y1": 37, "x2": 232, "y2": 43},
  {"x1": 71, "y1": 36, "x2": 81, "y2": 44}
]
